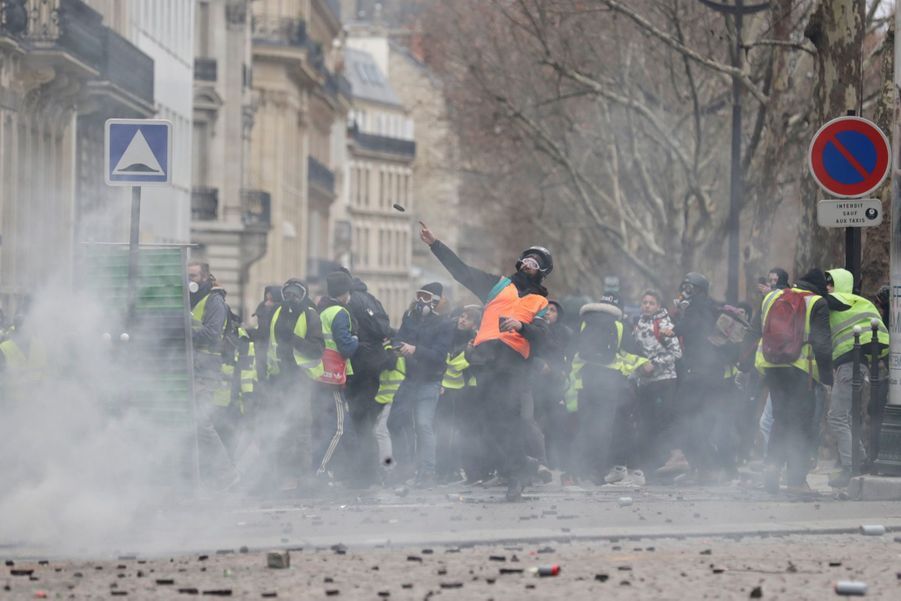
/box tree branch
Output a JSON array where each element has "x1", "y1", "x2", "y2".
[{"x1": 598, "y1": 0, "x2": 769, "y2": 104}]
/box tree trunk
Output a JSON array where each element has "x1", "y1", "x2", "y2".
[
  {"x1": 860, "y1": 22, "x2": 895, "y2": 296},
  {"x1": 796, "y1": 0, "x2": 866, "y2": 272},
  {"x1": 744, "y1": 0, "x2": 793, "y2": 299}
]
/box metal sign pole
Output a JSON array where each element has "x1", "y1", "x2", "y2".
[
  {"x1": 845, "y1": 110, "x2": 863, "y2": 293},
  {"x1": 127, "y1": 186, "x2": 142, "y2": 322},
  {"x1": 846, "y1": 227, "x2": 862, "y2": 294}
]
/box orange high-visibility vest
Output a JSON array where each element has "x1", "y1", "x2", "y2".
[{"x1": 473, "y1": 277, "x2": 548, "y2": 359}]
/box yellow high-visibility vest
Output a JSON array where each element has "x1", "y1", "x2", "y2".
[
  {"x1": 375, "y1": 356, "x2": 406, "y2": 404},
  {"x1": 828, "y1": 292, "x2": 889, "y2": 361},
  {"x1": 755, "y1": 288, "x2": 823, "y2": 382},
  {"x1": 267, "y1": 306, "x2": 324, "y2": 380}
]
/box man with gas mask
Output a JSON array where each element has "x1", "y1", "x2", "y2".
[
  {"x1": 660, "y1": 272, "x2": 738, "y2": 484},
  {"x1": 419, "y1": 223, "x2": 552, "y2": 501},
  {"x1": 188, "y1": 261, "x2": 238, "y2": 489},
  {"x1": 265, "y1": 278, "x2": 324, "y2": 489},
  {"x1": 387, "y1": 282, "x2": 454, "y2": 487}
]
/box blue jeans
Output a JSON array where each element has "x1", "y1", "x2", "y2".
[{"x1": 388, "y1": 380, "x2": 442, "y2": 478}]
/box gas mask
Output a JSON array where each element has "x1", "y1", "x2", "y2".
[
  {"x1": 675, "y1": 283, "x2": 696, "y2": 311},
  {"x1": 282, "y1": 283, "x2": 307, "y2": 310},
  {"x1": 188, "y1": 281, "x2": 200, "y2": 294},
  {"x1": 415, "y1": 290, "x2": 439, "y2": 316}
]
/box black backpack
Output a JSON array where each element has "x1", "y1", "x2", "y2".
[{"x1": 579, "y1": 313, "x2": 620, "y2": 366}]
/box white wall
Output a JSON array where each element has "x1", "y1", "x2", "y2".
[{"x1": 128, "y1": 0, "x2": 195, "y2": 243}]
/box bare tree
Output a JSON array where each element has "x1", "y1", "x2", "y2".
[{"x1": 419, "y1": 0, "x2": 889, "y2": 300}]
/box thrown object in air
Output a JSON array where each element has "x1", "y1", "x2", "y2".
[{"x1": 393, "y1": 203, "x2": 406, "y2": 212}]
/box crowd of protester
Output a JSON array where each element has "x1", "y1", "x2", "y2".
[{"x1": 1, "y1": 227, "x2": 891, "y2": 501}]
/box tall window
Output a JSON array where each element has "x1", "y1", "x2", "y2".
[
  {"x1": 378, "y1": 229, "x2": 385, "y2": 266},
  {"x1": 404, "y1": 174, "x2": 410, "y2": 208},
  {"x1": 364, "y1": 168, "x2": 370, "y2": 207}
]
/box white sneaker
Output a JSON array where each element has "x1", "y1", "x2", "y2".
[
  {"x1": 604, "y1": 465, "x2": 628, "y2": 484},
  {"x1": 629, "y1": 470, "x2": 646, "y2": 487}
]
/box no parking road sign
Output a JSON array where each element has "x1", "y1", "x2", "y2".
[{"x1": 808, "y1": 116, "x2": 891, "y2": 199}]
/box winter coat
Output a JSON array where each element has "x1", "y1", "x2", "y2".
[
  {"x1": 577, "y1": 302, "x2": 641, "y2": 366},
  {"x1": 634, "y1": 309, "x2": 682, "y2": 382},
  {"x1": 672, "y1": 295, "x2": 734, "y2": 379},
  {"x1": 397, "y1": 307, "x2": 455, "y2": 383},
  {"x1": 347, "y1": 277, "x2": 394, "y2": 375}
]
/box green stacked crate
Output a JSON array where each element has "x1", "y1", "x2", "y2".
[{"x1": 80, "y1": 246, "x2": 195, "y2": 428}]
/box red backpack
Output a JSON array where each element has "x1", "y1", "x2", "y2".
[{"x1": 761, "y1": 289, "x2": 811, "y2": 364}]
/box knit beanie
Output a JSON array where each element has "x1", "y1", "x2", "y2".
[
  {"x1": 599, "y1": 292, "x2": 622, "y2": 310},
  {"x1": 326, "y1": 271, "x2": 353, "y2": 298},
  {"x1": 797, "y1": 268, "x2": 828, "y2": 297},
  {"x1": 420, "y1": 282, "x2": 443, "y2": 298}
]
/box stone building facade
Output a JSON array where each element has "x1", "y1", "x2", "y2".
[
  {"x1": 0, "y1": 0, "x2": 155, "y2": 312},
  {"x1": 342, "y1": 43, "x2": 414, "y2": 323},
  {"x1": 386, "y1": 40, "x2": 467, "y2": 305},
  {"x1": 244, "y1": 0, "x2": 351, "y2": 313},
  {"x1": 189, "y1": 0, "x2": 266, "y2": 319}
]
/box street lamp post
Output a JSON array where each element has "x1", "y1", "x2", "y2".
[{"x1": 697, "y1": 0, "x2": 769, "y2": 304}]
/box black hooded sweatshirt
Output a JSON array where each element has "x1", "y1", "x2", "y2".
[{"x1": 347, "y1": 277, "x2": 394, "y2": 375}]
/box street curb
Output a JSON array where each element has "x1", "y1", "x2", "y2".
[{"x1": 322, "y1": 518, "x2": 901, "y2": 551}]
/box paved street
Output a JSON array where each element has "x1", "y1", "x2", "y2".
[{"x1": 4, "y1": 474, "x2": 901, "y2": 599}]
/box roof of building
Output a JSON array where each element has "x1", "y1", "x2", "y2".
[{"x1": 344, "y1": 47, "x2": 402, "y2": 107}]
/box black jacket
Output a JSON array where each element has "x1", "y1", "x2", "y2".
[
  {"x1": 796, "y1": 280, "x2": 834, "y2": 384},
  {"x1": 273, "y1": 301, "x2": 324, "y2": 375},
  {"x1": 673, "y1": 295, "x2": 736, "y2": 379},
  {"x1": 397, "y1": 307, "x2": 455, "y2": 383},
  {"x1": 347, "y1": 278, "x2": 394, "y2": 375},
  {"x1": 430, "y1": 240, "x2": 548, "y2": 368}
]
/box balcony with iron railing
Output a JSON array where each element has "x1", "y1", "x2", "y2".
[
  {"x1": 1, "y1": 0, "x2": 154, "y2": 109},
  {"x1": 325, "y1": 71, "x2": 352, "y2": 101},
  {"x1": 251, "y1": 14, "x2": 308, "y2": 47},
  {"x1": 307, "y1": 156, "x2": 335, "y2": 196},
  {"x1": 100, "y1": 27, "x2": 154, "y2": 106},
  {"x1": 350, "y1": 126, "x2": 416, "y2": 160},
  {"x1": 252, "y1": 13, "x2": 349, "y2": 102},
  {"x1": 241, "y1": 189, "x2": 271, "y2": 230},
  {"x1": 191, "y1": 187, "x2": 218, "y2": 221}
]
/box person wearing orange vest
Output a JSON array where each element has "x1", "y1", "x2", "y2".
[{"x1": 419, "y1": 222, "x2": 552, "y2": 501}]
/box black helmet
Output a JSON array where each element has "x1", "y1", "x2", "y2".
[
  {"x1": 516, "y1": 246, "x2": 553, "y2": 277},
  {"x1": 281, "y1": 278, "x2": 308, "y2": 303},
  {"x1": 681, "y1": 272, "x2": 709, "y2": 296}
]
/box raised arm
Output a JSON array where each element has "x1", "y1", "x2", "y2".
[{"x1": 420, "y1": 223, "x2": 499, "y2": 302}]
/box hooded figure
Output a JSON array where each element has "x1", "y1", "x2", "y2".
[{"x1": 823, "y1": 268, "x2": 889, "y2": 486}]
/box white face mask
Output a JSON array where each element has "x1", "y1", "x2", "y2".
[{"x1": 188, "y1": 281, "x2": 200, "y2": 294}]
